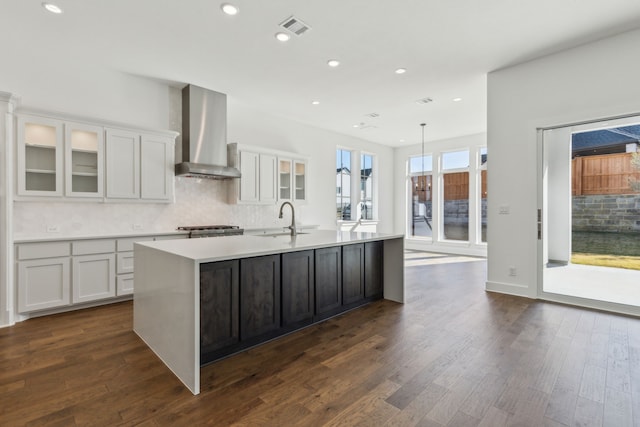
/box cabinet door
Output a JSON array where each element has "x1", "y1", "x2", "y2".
[
  {"x1": 65, "y1": 122, "x2": 104, "y2": 198},
  {"x1": 342, "y1": 243, "x2": 365, "y2": 307},
  {"x1": 240, "y1": 255, "x2": 281, "y2": 341},
  {"x1": 278, "y1": 158, "x2": 292, "y2": 200},
  {"x1": 105, "y1": 128, "x2": 140, "y2": 199},
  {"x1": 315, "y1": 246, "x2": 342, "y2": 318},
  {"x1": 141, "y1": 134, "x2": 173, "y2": 200},
  {"x1": 200, "y1": 260, "x2": 239, "y2": 357},
  {"x1": 17, "y1": 115, "x2": 64, "y2": 196},
  {"x1": 364, "y1": 241, "x2": 384, "y2": 299},
  {"x1": 18, "y1": 257, "x2": 70, "y2": 312},
  {"x1": 239, "y1": 151, "x2": 259, "y2": 202},
  {"x1": 282, "y1": 250, "x2": 314, "y2": 328},
  {"x1": 293, "y1": 160, "x2": 307, "y2": 202},
  {"x1": 72, "y1": 253, "x2": 116, "y2": 303},
  {"x1": 259, "y1": 153, "x2": 277, "y2": 203}
]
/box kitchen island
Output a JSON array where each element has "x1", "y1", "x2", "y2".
[{"x1": 133, "y1": 230, "x2": 404, "y2": 394}]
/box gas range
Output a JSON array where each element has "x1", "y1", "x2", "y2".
[{"x1": 177, "y1": 225, "x2": 244, "y2": 238}]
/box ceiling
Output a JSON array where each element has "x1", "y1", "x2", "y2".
[{"x1": 5, "y1": 1, "x2": 640, "y2": 147}]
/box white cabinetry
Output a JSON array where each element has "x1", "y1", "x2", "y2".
[
  {"x1": 278, "y1": 158, "x2": 307, "y2": 202},
  {"x1": 141, "y1": 135, "x2": 174, "y2": 200},
  {"x1": 105, "y1": 129, "x2": 174, "y2": 201},
  {"x1": 17, "y1": 116, "x2": 105, "y2": 198},
  {"x1": 228, "y1": 143, "x2": 306, "y2": 204},
  {"x1": 16, "y1": 112, "x2": 175, "y2": 202},
  {"x1": 17, "y1": 242, "x2": 71, "y2": 312},
  {"x1": 71, "y1": 240, "x2": 116, "y2": 303},
  {"x1": 237, "y1": 151, "x2": 276, "y2": 203},
  {"x1": 65, "y1": 122, "x2": 104, "y2": 197},
  {"x1": 15, "y1": 233, "x2": 187, "y2": 314},
  {"x1": 17, "y1": 115, "x2": 64, "y2": 196},
  {"x1": 105, "y1": 128, "x2": 140, "y2": 199}
]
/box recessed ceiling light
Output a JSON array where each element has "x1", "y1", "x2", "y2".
[
  {"x1": 275, "y1": 32, "x2": 291, "y2": 42},
  {"x1": 311, "y1": 101, "x2": 320, "y2": 105},
  {"x1": 42, "y1": 2, "x2": 63, "y2": 14},
  {"x1": 220, "y1": 3, "x2": 239, "y2": 15},
  {"x1": 327, "y1": 59, "x2": 340, "y2": 67},
  {"x1": 395, "y1": 68, "x2": 407, "y2": 74},
  {"x1": 452, "y1": 97, "x2": 462, "y2": 102},
  {"x1": 352, "y1": 124, "x2": 360, "y2": 128},
  {"x1": 400, "y1": 139, "x2": 405, "y2": 143}
]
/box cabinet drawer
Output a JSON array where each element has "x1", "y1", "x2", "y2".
[
  {"x1": 17, "y1": 242, "x2": 70, "y2": 260},
  {"x1": 117, "y1": 236, "x2": 153, "y2": 252},
  {"x1": 72, "y1": 239, "x2": 115, "y2": 255},
  {"x1": 117, "y1": 273, "x2": 134, "y2": 296},
  {"x1": 117, "y1": 251, "x2": 134, "y2": 274}
]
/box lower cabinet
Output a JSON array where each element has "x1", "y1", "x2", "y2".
[
  {"x1": 282, "y1": 250, "x2": 314, "y2": 329},
  {"x1": 16, "y1": 233, "x2": 187, "y2": 314},
  {"x1": 342, "y1": 243, "x2": 365, "y2": 309},
  {"x1": 365, "y1": 241, "x2": 384, "y2": 299},
  {"x1": 200, "y1": 260, "x2": 239, "y2": 362},
  {"x1": 18, "y1": 257, "x2": 71, "y2": 312},
  {"x1": 314, "y1": 246, "x2": 342, "y2": 320},
  {"x1": 199, "y1": 242, "x2": 386, "y2": 365},
  {"x1": 72, "y1": 253, "x2": 116, "y2": 303},
  {"x1": 240, "y1": 254, "x2": 281, "y2": 342}
]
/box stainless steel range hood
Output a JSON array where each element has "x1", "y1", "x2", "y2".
[{"x1": 175, "y1": 84, "x2": 241, "y2": 179}]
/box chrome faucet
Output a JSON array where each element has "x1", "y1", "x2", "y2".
[{"x1": 278, "y1": 201, "x2": 297, "y2": 236}]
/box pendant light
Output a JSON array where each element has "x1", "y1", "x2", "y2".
[{"x1": 420, "y1": 123, "x2": 426, "y2": 191}]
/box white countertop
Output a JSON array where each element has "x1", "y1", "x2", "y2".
[{"x1": 135, "y1": 230, "x2": 404, "y2": 263}]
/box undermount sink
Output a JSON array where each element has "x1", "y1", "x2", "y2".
[{"x1": 258, "y1": 232, "x2": 309, "y2": 237}]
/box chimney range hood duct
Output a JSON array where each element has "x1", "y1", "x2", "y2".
[{"x1": 175, "y1": 84, "x2": 241, "y2": 179}]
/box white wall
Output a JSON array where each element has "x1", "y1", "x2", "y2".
[
  {"x1": 487, "y1": 28, "x2": 640, "y2": 298},
  {"x1": 393, "y1": 132, "x2": 487, "y2": 256}
]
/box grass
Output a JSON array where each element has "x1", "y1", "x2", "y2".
[{"x1": 571, "y1": 253, "x2": 640, "y2": 271}]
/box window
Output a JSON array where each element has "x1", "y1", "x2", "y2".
[
  {"x1": 442, "y1": 150, "x2": 469, "y2": 241},
  {"x1": 409, "y1": 154, "x2": 433, "y2": 237},
  {"x1": 336, "y1": 149, "x2": 376, "y2": 221},
  {"x1": 361, "y1": 154, "x2": 374, "y2": 220},
  {"x1": 336, "y1": 149, "x2": 351, "y2": 220}
]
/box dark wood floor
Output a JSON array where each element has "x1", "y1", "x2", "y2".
[{"x1": 1, "y1": 252, "x2": 639, "y2": 426}]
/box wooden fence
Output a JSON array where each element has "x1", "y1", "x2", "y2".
[
  {"x1": 411, "y1": 171, "x2": 488, "y2": 201},
  {"x1": 572, "y1": 152, "x2": 640, "y2": 195}
]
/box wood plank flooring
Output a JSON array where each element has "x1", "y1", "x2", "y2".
[{"x1": 1, "y1": 252, "x2": 640, "y2": 426}]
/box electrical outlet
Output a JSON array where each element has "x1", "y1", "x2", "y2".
[
  {"x1": 133, "y1": 224, "x2": 143, "y2": 230},
  {"x1": 46, "y1": 225, "x2": 60, "y2": 233},
  {"x1": 499, "y1": 205, "x2": 510, "y2": 215},
  {"x1": 509, "y1": 266, "x2": 517, "y2": 276}
]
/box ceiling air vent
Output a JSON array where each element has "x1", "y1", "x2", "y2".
[
  {"x1": 279, "y1": 15, "x2": 311, "y2": 36},
  {"x1": 415, "y1": 97, "x2": 434, "y2": 104}
]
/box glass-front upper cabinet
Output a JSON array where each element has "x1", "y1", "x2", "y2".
[
  {"x1": 294, "y1": 160, "x2": 306, "y2": 201},
  {"x1": 278, "y1": 158, "x2": 291, "y2": 200},
  {"x1": 65, "y1": 122, "x2": 104, "y2": 197},
  {"x1": 17, "y1": 115, "x2": 64, "y2": 196},
  {"x1": 278, "y1": 158, "x2": 307, "y2": 202}
]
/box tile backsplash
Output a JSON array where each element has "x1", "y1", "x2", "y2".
[{"x1": 13, "y1": 177, "x2": 310, "y2": 238}]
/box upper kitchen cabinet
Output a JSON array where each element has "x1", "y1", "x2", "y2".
[
  {"x1": 105, "y1": 128, "x2": 140, "y2": 199},
  {"x1": 237, "y1": 150, "x2": 276, "y2": 204},
  {"x1": 17, "y1": 115, "x2": 64, "y2": 196},
  {"x1": 278, "y1": 158, "x2": 307, "y2": 203},
  {"x1": 65, "y1": 122, "x2": 104, "y2": 198},
  {"x1": 105, "y1": 128, "x2": 175, "y2": 202}
]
